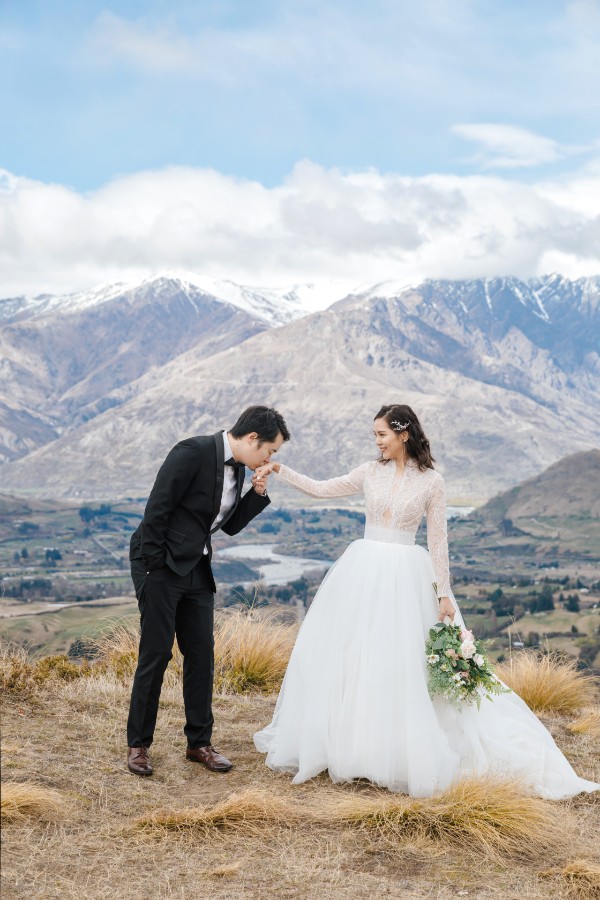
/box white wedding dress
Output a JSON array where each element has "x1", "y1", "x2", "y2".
[{"x1": 254, "y1": 460, "x2": 598, "y2": 799}]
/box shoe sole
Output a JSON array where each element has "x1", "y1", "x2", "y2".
[{"x1": 128, "y1": 765, "x2": 153, "y2": 776}]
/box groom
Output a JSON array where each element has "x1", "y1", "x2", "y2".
[{"x1": 126, "y1": 406, "x2": 290, "y2": 777}]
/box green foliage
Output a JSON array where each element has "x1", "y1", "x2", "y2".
[{"x1": 425, "y1": 623, "x2": 509, "y2": 709}]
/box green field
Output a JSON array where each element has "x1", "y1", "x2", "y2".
[{"x1": 0, "y1": 599, "x2": 139, "y2": 656}]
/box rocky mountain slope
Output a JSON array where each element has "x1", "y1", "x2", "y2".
[
  {"x1": 0, "y1": 277, "x2": 268, "y2": 462},
  {"x1": 1, "y1": 274, "x2": 598, "y2": 501},
  {"x1": 475, "y1": 449, "x2": 600, "y2": 522}
]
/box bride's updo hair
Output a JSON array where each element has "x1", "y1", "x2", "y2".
[{"x1": 374, "y1": 404, "x2": 435, "y2": 470}]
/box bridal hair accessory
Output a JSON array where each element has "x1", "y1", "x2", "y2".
[{"x1": 391, "y1": 420, "x2": 410, "y2": 432}]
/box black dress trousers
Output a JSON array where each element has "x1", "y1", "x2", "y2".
[{"x1": 127, "y1": 556, "x2": 215, "y2": 749}]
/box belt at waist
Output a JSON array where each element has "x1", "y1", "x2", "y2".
[{"x1": 363, "y1": 525, "x2": 416, "y2": 545}]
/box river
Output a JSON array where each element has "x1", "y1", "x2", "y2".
[{"x1": 216, "y1": 543, "x2": 331, "y2": 586}]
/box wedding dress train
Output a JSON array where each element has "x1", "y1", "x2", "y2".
[{"x1": 254, "y1": 460, "x2": 598, "y2": 799}]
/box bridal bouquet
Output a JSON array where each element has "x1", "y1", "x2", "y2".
[{"x1": 425, "y1": 622, "x2": 509, "y2": 709}]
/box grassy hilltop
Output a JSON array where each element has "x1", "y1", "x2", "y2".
[{"x1": 1, "y1": 614, "x2": 600, "y2": 900}]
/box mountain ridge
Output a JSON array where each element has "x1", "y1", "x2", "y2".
[{"x1": 1, "y1": 274, "x2": 598, "y2": 501}]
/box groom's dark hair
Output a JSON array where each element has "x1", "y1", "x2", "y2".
[{"x1": 230, "y1": 406, "x2": 290, "y2": 446}]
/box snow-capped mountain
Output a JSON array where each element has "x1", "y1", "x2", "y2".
[
  {"x1": 0, "y1": 274, "x2": 349, "y2": 328},
  {"x1": 1, "y1": 274, "x2": 598, "y2": 500}
]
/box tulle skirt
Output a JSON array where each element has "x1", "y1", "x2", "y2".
[{"x1": 254, "y1": 530, "x2": 598, "y2": 799}]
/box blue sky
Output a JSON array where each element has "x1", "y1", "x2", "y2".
[
  {"x1": 1, "y1": 1, "x2": 599, "y2": 294},
  {"x1": 3, "y1": 0, "x2": 599, "y2": 187}
]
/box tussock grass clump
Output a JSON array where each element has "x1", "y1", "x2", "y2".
[
  {"x1": 317, "y1": 776, "x2": 569, "y2": 861},
  {"x1": 33, "y1": 654, "x2": 88, "y2": 683},
  {"x1": 86, "y1": 609, "x2": 295, "y2": 693},
  {"x1": 541, "y1": 860, "x2": 600, "y2": 900},
  {"x1": 135, "y1": 788, "x2": 297, "y2": 835},
  {"x1": 91, "y1": 618, "x2": 185, "y2": 683},
  {"x1": 90, "y1": 619, "x2": 142, "y2": 680},
  {"x1": 214, "y1": 609, "x2": 297, "y2": 693},
  {"x1": 1, "y1": 782, "x2": 66, "y2": 822},
  {"x1": 1, "y1": 643, "x2": 89, "y2": 698},
  {"x1": 0, "y1": 642, "x2": 35, "y2": 698},
  {"x1": 560, "y1": 860, "x2": 600, "y2": 899},
  {"x1": 496, "y1": 651, "x2": 598, "y2": 714},
  {"x1": 568, "y1": 708, "x2": 600, "y2": 740}
]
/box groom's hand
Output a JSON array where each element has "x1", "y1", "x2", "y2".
[{"x1": 252, "y1": 470, "x2": 269, "y2": 496}]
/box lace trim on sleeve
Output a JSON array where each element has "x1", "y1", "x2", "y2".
[
  {"x1": 277, "y1": 462, "x2": 368, "y2": 499},
  {"x1": 426, "y1": 474, "x2": 451, "y2": 597}
]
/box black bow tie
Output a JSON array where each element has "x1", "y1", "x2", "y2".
[{"x1": 225, "y1": 457, "x2": 245, "y2": 470}]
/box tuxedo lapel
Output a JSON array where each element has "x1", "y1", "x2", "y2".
[
  {"x1": 211, "y1": 431, "x2": 225, "y2": 526},
  {"x1": 235, "y1": 466, "x2": 244, "y2": 503}
]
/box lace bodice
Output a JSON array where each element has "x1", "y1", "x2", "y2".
[{"x1": 277, "y1": 459, "x2": 451, "y2": 596}]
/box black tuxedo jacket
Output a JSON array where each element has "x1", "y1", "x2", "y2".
[{"x1": 129, "y1": 431, "x2": 270, "y2": 590}]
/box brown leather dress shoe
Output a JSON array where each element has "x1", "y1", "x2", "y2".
[
  {"x1": 128, "y1": 746, "x2": 153, "y2": 776},
  {"x1": 186, "y1": 745, "x2": 233, "y2": 772}
]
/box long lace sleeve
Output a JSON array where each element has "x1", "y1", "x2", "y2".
[
  {"x1": 426, "y1": 474, "x2": 451, "y2": 597},
  {"x1": 277, "y1": 462, "x2": 368, "y2": 499}
]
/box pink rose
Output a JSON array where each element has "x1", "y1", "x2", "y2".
[{"x1": 460, "y1": 629, "x2": 474, "y2": 642}]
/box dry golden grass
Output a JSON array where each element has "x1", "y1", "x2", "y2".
[
  {"x1": 135, "y1": 787, "x2": 299, "y2": 835},
  {"x1": 87, "y1": 609, "x2": 296, "y2": 694},
  {"x1": 560, "y1": 859, "x2": 600, "y2": 899},
  {"x1": 1, "y1": 781, "x2": 66, "y2": 822},
  {"x1": 2, "y1": 628, "x2": 599, "y2": 898},
  {"x1": 0, "y1": 642, "x2": 35, "y2": 698},
  {"x1": 2, "y1": 678, "x2": 599, "y2": 900},
  {"x1": 568, "y1": 708, "x2": 600, "y2": 740},
  {"x1": 316, "y1": 776, "x2": 569, "y2": 861},
  {"x1": 541, "y1": 859, "x2": 600, "y2": 899},
  {"x1": 496, "y1": 651, "x2": 599, "y2": 714},
  {"x1": 90, "y1": 619, "x2": 156, "y2": 681},
  {"x1": 213, "y1": 608, "x2": 297, "y2": 693},
  {"x1": 134, "y1": 776, "x2": 572, "y2": 864},
  {"x1": 0, "y1": 643, "x2": 89, "y2": 699},
  {"x1": 33, "y1": 654, "x2": 89, "y2": 683}
]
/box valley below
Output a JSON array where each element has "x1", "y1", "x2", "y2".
[{"x1": 2, "y1": 451, "x2": 599, "y2": 669}]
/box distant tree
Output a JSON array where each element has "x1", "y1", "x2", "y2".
[
  {"x1": 18, "y1": 522, "x2": 39, "y2": 534},
  {"x1": 45, "y1": 548, "x2": 62, "y2": 562},
  {"x1": 536, "y1": 583, "x2": 555, "y2": 611},
  {"x1": 565, "y1": 594, "x2": 580, "y2": 613},
  {"x1": 13, "y1": 550, "x2": 20, "y2": 563},
  {"x1": 20, "y1": 547, "x2": 29, "y2": 559}
]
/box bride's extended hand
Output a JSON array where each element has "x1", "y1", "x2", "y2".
[
  {"x1": 255, "y1": 462, "x2": 280, "y2": 479},
  {"x1": 438, "y1": 596, "x2": 456, "y2": 623}
]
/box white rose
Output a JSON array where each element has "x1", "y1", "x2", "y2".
[
  {"x1": 473, "y1": 653, "x2": 485, "y2": 667},
  {"x1": 460, "y1": 640, "x2": 476, "y2": 659}
]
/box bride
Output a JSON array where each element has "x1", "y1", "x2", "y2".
[{"x1": 252, "y1": 404, "x2": 598, "y2": 799}]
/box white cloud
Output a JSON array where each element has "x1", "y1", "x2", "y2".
[
  {"x1": 451, "y1": 123, "x2": 593, "y2": 169},
  {"x1": 0, "y1": 160, "x2": 599, "y2": 298}
]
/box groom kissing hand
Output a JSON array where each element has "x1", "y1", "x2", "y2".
[{"x1": 126, "y1": 406, "x2": 290, "y2": 777}]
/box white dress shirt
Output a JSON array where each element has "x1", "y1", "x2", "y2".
[{"x1": 204, "y1": 431, "x2": 240, "y2": 554}]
